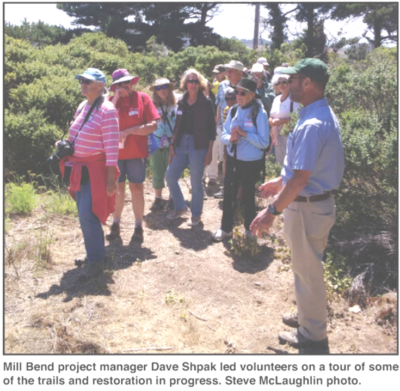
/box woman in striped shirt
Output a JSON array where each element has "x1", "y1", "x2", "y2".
[{"x1": 60, "y1": 68, "x2": 119, "y2": 280}]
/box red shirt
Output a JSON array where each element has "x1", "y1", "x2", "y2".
[{"x1": 110, "y1": 91, "x2": 160, "y2": 160}]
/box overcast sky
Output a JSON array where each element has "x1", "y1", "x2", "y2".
[{"x1": 4, "y1": 2, "x2": 368, "y2": 42}]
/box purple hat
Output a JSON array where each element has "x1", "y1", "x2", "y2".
[{"x1": 110, "y1": 69, "x2": 139, "y2": 92}]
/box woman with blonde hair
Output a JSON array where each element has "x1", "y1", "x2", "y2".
[
  {"x1": 165, "y1": 69, "x2": 216, "y2": 226},
  {"x1": 149, "y1": 78, "x2": 177, "y2": 210}
]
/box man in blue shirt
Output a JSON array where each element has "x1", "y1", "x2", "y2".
[{"x1": 250, "y1": 59, "x2": 345, "y2": 350}]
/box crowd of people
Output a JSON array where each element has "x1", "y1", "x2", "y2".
[{"x1": 57, "y1": 56, "x2": 344, "y2": 350}]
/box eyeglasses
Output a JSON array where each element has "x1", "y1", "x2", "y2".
[
  {"x1": 187, "y1": 79, "x2": 200, "y2": 84},
  {"x1": 225, "y1": 96, "x2": 236, "y2": 102},
  {"x1": 289, "y1": 77, "x2": 306, "y2": 83},
  {"x1": 156, "y1": 85, "x2": 168, "y2": 91},
  {"x1": 116, "y1": 81, "x2": 130, "y2": 87},
  {"x1": 276, "y1": 80, "x2": 288, "y2": 85},
  {"x1": 79, "y1": 78, "x2": 93, "y2": 85},
  {"x1": 235, "y1": 90, "x2": 248, "y2": 96}
]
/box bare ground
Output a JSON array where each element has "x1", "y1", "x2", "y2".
[{"x1": 4, "y1": 176, "x2": 398, "y2": 354}]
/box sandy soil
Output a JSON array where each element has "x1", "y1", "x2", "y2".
[{"x1": 4, "y1": 176, "x2": 397, "y2": 354}]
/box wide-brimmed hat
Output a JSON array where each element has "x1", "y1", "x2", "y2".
[
  {"x1": 224, "y1": 60, "x2": 244, "y2": 72},
  {"x1": 149, "y1": 77, "x2": 175, "y2": 92},
  {"x1": 235, "y1": 78, "x2": 261, "y2": 99},
  {"x1": 250, "y1": 63, "x2": 264, "y2": 73},
  {"x1": 75, "y1": 68, "x2": 106, "y2": 84},
  {"x1": 257, "y1": 57, "x2": 269, "y2": 66},
  {"x1": 110, "y1": 69, "x2": 139, "y2": 92},
  {"x1": 212, "y1": 64, "x2": 226, "y2": 74},
  {"x1": 281, "y1": 58, "x2": 330, "y2": 83}
]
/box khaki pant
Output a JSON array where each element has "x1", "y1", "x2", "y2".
[
  {"x1": 205, "y1": 125, "x2": 224, "y2": 180},
  {"x1": 275, "y1": 133, "x2": 288, "y2": 167},
  {"x1": 283, "y1": 197, "x2": 336, "y2": 341}
]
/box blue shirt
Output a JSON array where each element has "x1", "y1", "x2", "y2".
[
  {"x1": 281, "y1": 98, "x2": 345, "y2": 196},
  {"x1": 154, "y1": 104, "x2": 176, "y2": 138},
  {"x1": 215, "y1": 80, "x2": 231, "y2": 126},
  {"x1": 221, "y1": 103, "x2": 270, "y2": 161}
]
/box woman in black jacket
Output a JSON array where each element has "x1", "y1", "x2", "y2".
[{"x1": 165, "y1": 69, "x2": 216, "y2": 226}]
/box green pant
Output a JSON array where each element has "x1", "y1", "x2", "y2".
[{"x1": 150, "y1": 147, "x2": 170, "y2": 190}]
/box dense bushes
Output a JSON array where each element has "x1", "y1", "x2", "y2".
[
  {"x1": 4, "y1": 28, "x2": 398, "y2": 297},
  {"x1": 4, "y1": 32, "x2": 264, "y2": 176},
  {"x1": 326, "y1": 48, "x2": 397, "y2": 233},
  {"x1": 325, "y1": 48, "x2": 397, "y2": 294}
]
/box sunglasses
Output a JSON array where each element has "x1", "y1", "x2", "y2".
[
  {"x1": 116, "y1": 81, "x2": 131, "y2": 87},
  {"x1": 156, "y1": 85, "x2": 168, "y2": 91},
  {"x1": 225, "y1": 96, "x2": 236, "y2": 102},
  {"x1": 235, "y1": 90, "x2": 248, "y2": 96},
  {"x1": 187, "y1": 79, "x2": 200, "y2": 84},
  {"x1": 276, "y1": 80, "x2": 288, "y2": 85},
  {"x1": 79, "y1": 78, "x2": 93, "y2": 85},
  {"x1": 289, "y1": 77, "x2": 306, "y2": 83}
]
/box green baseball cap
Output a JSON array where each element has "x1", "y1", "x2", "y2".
[{"x1": 281, "y1": 58, "x2": 330, "y2": 83}]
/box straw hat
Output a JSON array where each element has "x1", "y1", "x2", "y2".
[{"x1": 149, "y1": 78, "x2": 175, "y2": 92}]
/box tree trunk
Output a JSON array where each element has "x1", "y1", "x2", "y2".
[
  {"x1": 373, "y1": 17, "x2": 382, "y2": 48},
  {"x1": 198, "y1": 4, "x2": 208, "y2": 46},
  {"x1": 306, "y1": 5, "x2": 314, "y2": 57},
  {"x1": 253, "y1": 4, "x2": 260, "y2": 49}
]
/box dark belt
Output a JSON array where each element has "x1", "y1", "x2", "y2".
[{"x1": 294, "y1": 191, "x2": 331, "y2": 203}]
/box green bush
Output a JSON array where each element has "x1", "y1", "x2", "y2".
[
  {"x1": 326, "y1": 48, "x2": 397, "y2": 235},
  {"x1": 5, "y1": 182, "x2": 37, "y2": 215},
  {"x1": 44, "y1": 189, "x2": 78, "y2": 217},
  {"x1": 324, "y1": 252, "x2": 353, "y2": 297},
  {"x1": 326, "y1": 47, "x2": 398, "y2": 295}
]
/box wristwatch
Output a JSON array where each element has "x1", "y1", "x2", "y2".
[{"x1": 268, "y1": 204, "x2": 281, "y2": 216}]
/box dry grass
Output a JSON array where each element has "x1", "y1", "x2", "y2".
[{"x1": 4, "y1": 177, "x2": 397, "y2": 354}]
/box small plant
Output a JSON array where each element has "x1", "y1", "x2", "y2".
[
  {"x1": 264, "y1": 155, "x2": 282, "y2": 180},
  {"x1": 5, "y1": 182, "x2": 37, "y2": 215},
  {"x1": 165, "y1": 289, "x2": 184, "y2": 305},
  {"x1": 274, "y1": 246, "x2": 291, "y2": 262},
  {"x1": 324, "y1": 252, "x2": 353, "y2": 298},
  {"x1": 277, "y1": 264, "x2": 291, "y2": 273},
  {"x1": 34, "y1": 228, "x2": 54, "y2": 270},
  {"x1": 229, "y1": 227, "x2": 261, "y2": 258},
  {"x1": 281, "y1": 110, "x2": 300, "y2": 137}
]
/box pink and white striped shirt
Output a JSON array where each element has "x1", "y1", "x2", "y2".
[{"x1": 69, "y1": 99, "x2": 119, "y2": 166}]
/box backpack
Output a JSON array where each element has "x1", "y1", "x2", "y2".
[{"x1": 228, "y1": 102, "x2": 272, "y2": 181}]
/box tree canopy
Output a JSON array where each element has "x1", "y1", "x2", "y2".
[
  {"x1": 331, "y1": 3, "x2": 398, "y2": 48},
  {"x1": 57, "y1": 2, "x2": 221, "y2": 51}
]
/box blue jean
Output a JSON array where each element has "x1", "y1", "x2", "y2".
[
  {"x1": 75, "y1": 180, "x2": 105, "y2": 264},
  {"x1": 165, "y1": 134, "x2": 207, "y2": 217}
]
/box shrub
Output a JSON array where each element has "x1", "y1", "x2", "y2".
[
  {"x1": 5, "y1": 182, "x2": 37, "y2": 215},
  {"x1": 44, "y1": 189, "x2": 78, "y2": 217}
]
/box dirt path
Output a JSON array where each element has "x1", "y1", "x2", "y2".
[{"x1": 4, "y1": 177, "x2": 397, "y2": 354}]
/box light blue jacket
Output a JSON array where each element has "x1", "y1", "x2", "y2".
[{"x1": 221, "y1": 103, "x2": 270, "y2": 161}]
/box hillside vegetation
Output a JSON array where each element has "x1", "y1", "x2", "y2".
[{"x1": 4, "y1": 32, "x2": 398, "y2": 350}]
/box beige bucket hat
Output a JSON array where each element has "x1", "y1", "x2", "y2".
[{"x1": 149, "y1": 77, "x2": 175, "y2": 92}]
